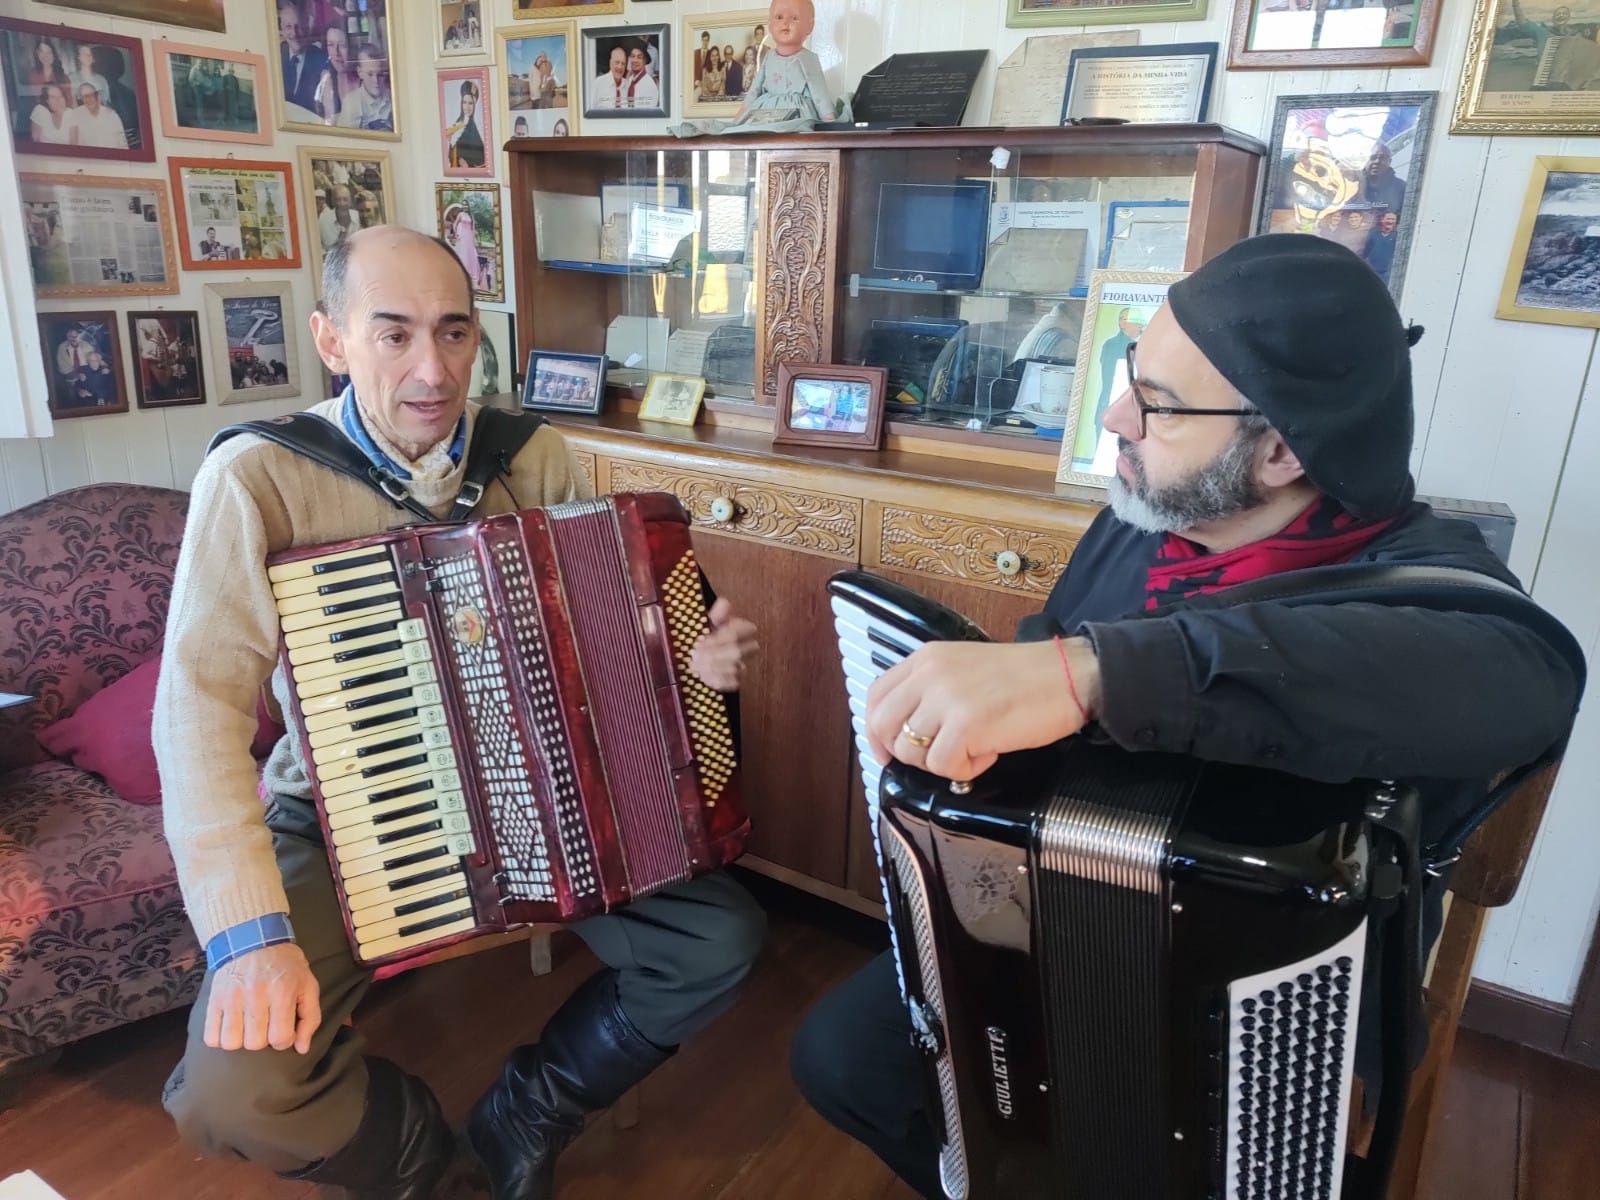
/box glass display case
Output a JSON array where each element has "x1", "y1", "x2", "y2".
[{"x1": 509, "y1": 127, "x2": 1262, "y2": 452}]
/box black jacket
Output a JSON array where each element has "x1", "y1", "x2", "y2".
[{"x1": 1023, "y1": 501, "x2": 1585, "y2": 849}]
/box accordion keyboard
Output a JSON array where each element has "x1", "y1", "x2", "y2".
[{"x1": 269, "y1": 545, "x2": 480, "y2": 961}]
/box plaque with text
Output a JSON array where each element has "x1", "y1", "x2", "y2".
[
  {"x1": 849, "y1": 50, "x2": 990, "y2": 128},
  {"x1": 1061, "y1": 43, "x2": 1218, "y2": 125}
]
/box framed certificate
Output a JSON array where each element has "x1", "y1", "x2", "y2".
[{"x1": 1062, "y1": 43, "x2": 1218, "y2": 125}]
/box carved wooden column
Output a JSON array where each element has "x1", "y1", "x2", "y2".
[{"x1": 756, "y1": 149, "x2": 840, "y2": 405}]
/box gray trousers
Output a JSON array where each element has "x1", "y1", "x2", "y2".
[{"x1": 163, "y1": 793, "x2": 765, "y2": 1172}]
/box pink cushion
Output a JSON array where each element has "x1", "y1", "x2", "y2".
[{"x1": 34, "y1": 655, "x2": 284, "y2": 806}]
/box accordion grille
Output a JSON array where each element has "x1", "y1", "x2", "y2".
[{"x1": 661, "y1": 552, "x2": 737, "y2": 802}]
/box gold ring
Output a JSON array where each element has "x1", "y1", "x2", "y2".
[{"x1": 900, "y1": 721, "x2": 933, "y2": 749}]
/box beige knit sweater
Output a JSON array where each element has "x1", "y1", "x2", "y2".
[{"x1": 153, "y1": 398, "x2": 592, "y2": 945}]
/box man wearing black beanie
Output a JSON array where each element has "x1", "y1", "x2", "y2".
[{"x1": 791, "y1": 234, "x2": 1585, "y2": 1198}]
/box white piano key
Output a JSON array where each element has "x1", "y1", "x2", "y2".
[
  {"x1": 271, "y1": 561, "x2": 397, "y2": 600},
  {"x1": 268, "y1": 546, "x2": 394, "y2": 585},
  {"x1": 335, "y1": 810, "x2": 474, "y2": 864},
  {"x1": 319, "y1": 765, "x2": 436, "y2": 814},
  {"x1": 283, "y1": 599, "x2": 403, "y2": 640},
  {"x1": 350, "y1": 875, "x2": 471, "y2": 929},
  {"x1": 286, "y1": 620, "x2": 406, "y2": 665},
  {"x1": 308, "y1": 704, "x2": 450, "y2": 753},
  {"x1": 328, "y1": 792, "x2": 467, "y2": 848},
  {"x1": 276, "y1": 580, "x2": 400, "y2": 619},
  {"x1": 327, "y1": 787, "x2": 464, "y2": 831},
  {"x1": 356, "y1": 899, "x2": 476, "y2": 946},
  {"x1": 357, "y1": 914, "x2": 477, "y2": 961}
]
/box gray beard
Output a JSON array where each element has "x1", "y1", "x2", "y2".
[{"x1": 1107, "y1": 430, "x2": 1264, "y2": 535}]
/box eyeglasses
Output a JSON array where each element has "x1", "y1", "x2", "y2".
[{"x1": 1126, "y1": 343, "x2": 1255, "y2": 439}]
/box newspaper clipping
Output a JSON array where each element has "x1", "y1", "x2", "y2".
[{"x1": 21, "y1": 175, "x2": 177, "y2": 297}]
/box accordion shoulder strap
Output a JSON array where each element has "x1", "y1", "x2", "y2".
[{"x1": 207, "y1": 406, "x2": 547, "y2": 525}]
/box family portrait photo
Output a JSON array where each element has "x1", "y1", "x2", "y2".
[
  {"x1": 127, "y1": 310, "x2": 206, "y2": 409},
  {"x1": 523, "y1": 350, "x2": 604, "y2": 413},
  {"x1": 301, "y1": 147, "x2": 393, "y2": 279},
  {"x1": 437, "y1": 184, "x2": 505, "y2": 302},
  {"x1": 205, "y1": 282, "x2": 301, "y2": 403},
  {"x1": 439, "y1": 67, "x2": 493, "y2": 177},
  {"x1": 639, "y1": 371, "x2": 705, "y2": 425},
  {"x1": 272, "y1": 0, "x2": 399, "y2": 138},
  {"x1": 774, "y1": 363, "x2": 887, "y2": 448},
  {"x1": 685, "y1": 11, "x2": 766, "y2": 116},
  {"x1": 153, "y1": 43, "x2": 269, "y2": 145},
  {"x1": 583, "y1": 24, "x2": 668, "y2": 119},
  {"x1": 501, "y1": 25, "x2": 575, "y2": 139},
  {"x1": 438, "y1": 1, "x2": 486, "y2": 56},
  {"x1": 1259, "y1": 92, "x2": 1435, "y2": 296},
  {"x1": 38, "y1": 311, "x2": 128, "y2": 419},
  {"x1": 1, "y1": 17, "x2": 153, "y2": 161}
]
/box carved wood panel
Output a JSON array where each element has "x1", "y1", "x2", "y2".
[
  {"x1": 608, "y1": 460, "x2": 860, "y2": 561},
  {"x1": 873, "y1": 506, "x2": 1078, "y2": 597},
  {"x1": 757, "y1": 150, "x2": 839, "y2": 404},
  {"x1": 572, "y1": 450, "x2": 597, "y2": 494}
]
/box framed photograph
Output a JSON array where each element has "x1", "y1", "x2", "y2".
[
  {"x1": 37, "y1": 310, "x2": 127, "y2": 419},
  {"x1": 582, "y1": 24, "x2": 669, "y2": 120},
  {"x1": 773, "y1": 363, "x2": 889, "y2": 450},
  {"x1": 271, "y1": 0, "x2": 400, "y2": 140},
  {"x1": 204, "y1": 281, "x2": 300, "y2": 404},
  {"x1": 168, "y1": 157, "x2": 301, "y2": 271},
  {"x1": 151, "y1": 43, "x2": 271, "y2": 145},
  {"x1": 1454, "y1": 0, "x2": 1600, "y2": 135},
  {"x1": 20, "y1": 173, "x2": 179, "y2": 299},
  {"x1": 1497, "y1": 156, "x2": 1600, "y2": 328},
  {"x1": 683, "y1": 9, "x2": 767, "y2": 118},
  {"x1": 439, "y1": 66, "x2": 494, "y2": 178},
  {"x1": 438, "y1": 1, "x2": 488, "y2": 59},
  {"x1": 1, "y1": 17, "x2": 153, "y2": 161},
  {"x1": 522, "y1": 349, "x2": 606, "y2": 414},
  {"x1": 1007, "y1": 0, "x2": 1208, "y2": 28},
  {"x1": 1102, "y1": 200, "x2": 1191, "y2": 271},
  {"x1": 513, "y1": 0, "x2": 622, "y2": 18},
  {"x1": 38, "y1": 1, "x2": 226, "y2": 33},
  {"x1": 1229, "y1": 0, "x2": 1440, "y2": 69},
  {"x1": 125, "y1": 310, "x2": 206, "y2": 409},
  {"x1": 299, "y1": 146, "x2": 395, "y2": 282},
  {"x1": 1063, "y1": 43, "x2": 1217, "y2": 124},
  {"x1": 500, "y1": 22, "x2": 578, "y2": 143},
  {"x1": 472, "y1": 310, "x2": 517, "y2": 398},
  {"x1": 1056, "y1": 270, "x2": 1185, "y2": 489},
  {"x1": 638, "y1": 372, "x2": 706, "y2": 426},
  {"x1": 436, "y1": 183, "x2": 505, "y2": 303},
  {"x1": 1257, "y1": 91, "x2": 1436, "y2": 298}
]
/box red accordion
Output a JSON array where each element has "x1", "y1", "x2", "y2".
[{"x1": 265, "y1": 493, "x2": 748, "y2": 969}]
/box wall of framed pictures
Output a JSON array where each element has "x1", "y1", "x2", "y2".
[{"x1": 1, "y1": 0, "x2": 1598, "y2": 1017}]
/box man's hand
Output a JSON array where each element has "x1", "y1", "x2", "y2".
[
  {"x1": 865, "y1": 638, "x2": 1102, "y2": 782},
  {"x1": 689, "y1": 598, "x2": 759, "y2": 692},
  {"x1": 204, "y1": 941, "x2": 321, "y2": 1054}
]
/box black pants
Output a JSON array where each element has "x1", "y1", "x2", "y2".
[{"x1": 790, "y1": 949, "x2": 942, "y2": 1198}]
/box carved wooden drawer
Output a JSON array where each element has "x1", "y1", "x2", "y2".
[
  {"x1": 873, "y1": 505, "x2": 1077, "y2": 596},
  {"x1": 607, "y1": 459, "x2": 861, "y2": 561}
]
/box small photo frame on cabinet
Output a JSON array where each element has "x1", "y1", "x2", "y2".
[
  {"x1": 37, "y1": 309, "x2": 128, "y2": 419},
  {"x1": 773, "y1": 363, "x2": 889, "y2": 450},
  {"x1": 1498, "y1": 156, "x2": 1600, "y2": 329},
  {"x1": 638, "y1": 372, "x2": 706, "y2": 426},
  {"x1": 1228, "y1": 0, "x2": 1441, "y2": 70},
  {"x1": 522, "y1": 349, "x2": 606, "y2": 415},
  {"x1": 126, "y1": 309, "x2": 206, "y2": 409}
]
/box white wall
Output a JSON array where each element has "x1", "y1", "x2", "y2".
[{"x1": 1, "y1": 0, "x2": 1595, "y2": 1005}]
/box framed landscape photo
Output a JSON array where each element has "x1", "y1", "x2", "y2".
[
  {"x1": 436, "y1": 183, "x2": 505, "y2": 303},
  {"x1": 126, "y1": 310, "x2": 206, "y2": 410},
  {"x1": 773, "y1": 363, "x2": 889, "y2": 450},
  {"x1": 299, "y1": 145, "x2": 395, "y2": 282},
  {"x1": 1, "y1": 17, "x2": 154, "y2": 161},
  {"x1": 1007, "y1": 0, "x2": 1208, "y2": 28},
  {"x1": 513, "y1": 0, "x2": 622, "y2": 18},
  {"x1": 683, "y1": 9, "x2": 767, "y2": 119},
  {"x1": 638, "y1": 372, "x2": 706, "y2": 426},
  {"x1": 500, "y1": 22, "x2": 578, "y2": 143},
  {"x1": 168, "y1": 157, "x2": 300, "y2": 271},
  {"x1": 582, "y1": 24, "x2": 669, "y2": 120},
  {"x1": 1228, "y1": 0, "x2": 1441, "y2": 69},
  {"x1": 38, "y1": 1, "x2": 226, "y2": 33},
  {"x1": 204, "y1": 281, "x2": 300, "y2": 404},
  {"x1": 37, "y1": 310, "x2": 128, "y2": 419},
  {"x1": 438, "y1": 1, "x2": 488, "y2": 59},
  {"x1": 1454, "y1": 0, "x2": 1600, "y2": 134},
  {"x1": 1498, "y1": 156, "x2": 1600, "y2": 328},
  {"x1": 439, "y1": 66, "x2": 494, "y2": 178},
  {"x1": 522, "y1": 349, "x2": 606, "y2": 414},
  {"x1": 272, "y1": 0, "x2": 400, "y2": 139},
  {"x1": 20, "y1": 173, "x2": 180, "y2": 299},
  {"x1": 1258, "y1": 91, "x2": 1436, "y2": 299},
  {"x1": 1056, "y1": 270, "x2": 1185, "y2": 489},
  {"x1": 152, "y1": 43, "x2": 270, "y2": 146}
]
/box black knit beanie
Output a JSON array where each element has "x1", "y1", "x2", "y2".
[{"x1": 1166, "y1": 233, "x2": 1419, "y2": 518}]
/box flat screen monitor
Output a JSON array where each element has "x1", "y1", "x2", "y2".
[{"x1": 872, "y1": 182, "x2": 990, "y2": 290}]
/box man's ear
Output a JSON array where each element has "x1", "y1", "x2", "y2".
[
  {"x1": 309, "y1": 309, "x2": 348, "y2": 373},
  {"x1": 1257, "y1": 427, "x2": 1308, "y2": 490}
]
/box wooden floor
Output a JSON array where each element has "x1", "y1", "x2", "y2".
[{"x1": 1, "y1": 873, "x2": 1597, "y2": 1199}]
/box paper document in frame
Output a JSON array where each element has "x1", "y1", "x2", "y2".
[{"x1": 980, "y1": 227, "x2": 1087, "y2": 297}]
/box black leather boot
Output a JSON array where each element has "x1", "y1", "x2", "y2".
[
  {"x1": 279, "y1": 1056, "x2": 458, "y2": 1199},
  {"x1": 466, "y1": 969, "x2": 674, "y2": 1200}
]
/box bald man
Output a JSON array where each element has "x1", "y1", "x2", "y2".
[{"x1": 155, "y1": 226, "x2": 765, "y2": 1200}]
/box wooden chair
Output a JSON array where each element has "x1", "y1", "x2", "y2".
[{"x1": 1354, "y1": 760, "x2": 1564, "y2": 1198}]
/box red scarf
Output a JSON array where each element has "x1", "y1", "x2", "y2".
[{"x1": 1144, "y1": 496, "x2": 1395, "y2": 611}]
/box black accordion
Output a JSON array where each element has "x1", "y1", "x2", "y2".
[{"x1": 829, "y1": 571, "x2": 1414, "y2": 1200}]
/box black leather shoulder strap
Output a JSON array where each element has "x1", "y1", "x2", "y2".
[{"x1": 453, "y1": 406, "x2": 547, "y2": 521}]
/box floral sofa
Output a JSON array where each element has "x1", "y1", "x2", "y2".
[{"x1": 0, "y1": 484, "x2": 203, "y2": 1070}]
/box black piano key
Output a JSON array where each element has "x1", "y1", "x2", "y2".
[
  {"x1": 387, "y1": 863, "x2": 460, "y2": 891},
  {"x1": 374, "y1": 800, "x2": 442, "y2": 826},
  {"x1": 341, "y1": 665, "x2": 411, "y2": 691},
  {"x1": 361, "y1": 752, "x2": 429, "y2": 778},
  {"x1": 329, "y1": 617, "x2": 402, "y2": 644},
  {"x1": 383, "y1": 844, "x2": 452, "y2": 871},
  {"x1": 322, "y1": 591, "x2": 402, "y2": 619},
  {"x1": 394, "y1": 887, "x2": 470, "y2": 918},
  {"x1": 317, "y1": 571, "x2": 396, "y2": 597},
  {"x1": 350, "y1": 707, "x2": 418, "y2": 734},
  {"x1": 345, "y1": 686, "x2": 417, "y2": 712},
  {"x1": 358, "y1": 733, "x2": 425, "y2": 760},
  {"x1": 313, "y1": 550, "x2": 390, "y2": 575},
  {"x1": 369, "y1": 779, "x2": 432, "y2": 804},
  {"x1": 396, "y1": 906, "x2": 473, "y2": 938},
  {"x1": 376, "y1": 819, "x2": 443, "y2": 846}
]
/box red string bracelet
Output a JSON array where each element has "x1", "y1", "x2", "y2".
[{"x1": 1053, "y1": 635, "x2": 1086, "y2": 724}]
